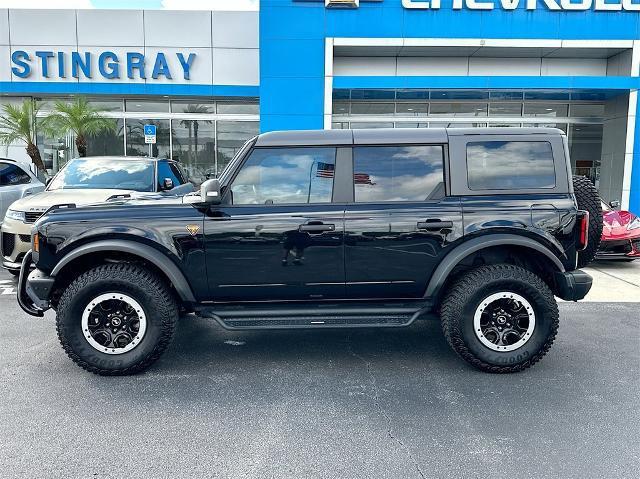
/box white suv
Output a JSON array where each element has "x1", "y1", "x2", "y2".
[{"x1": 0, "y1": 159, "x2": 45, "y2": 275}]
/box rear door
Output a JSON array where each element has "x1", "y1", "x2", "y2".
[{"x1": 344, "y1": 144, "x2": 463, "y2": 299}]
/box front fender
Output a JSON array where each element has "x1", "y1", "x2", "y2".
[{"x1": 51, "y1": 239, "x2": 196, "y2": 303}]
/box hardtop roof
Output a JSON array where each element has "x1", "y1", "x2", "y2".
[{"x1": 255, "y1": 127, "x2": 565, "y2": 147}]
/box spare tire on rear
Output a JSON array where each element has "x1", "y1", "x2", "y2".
[{"x1": 573, "y1": 175, "x2": 603, "y2": 268}]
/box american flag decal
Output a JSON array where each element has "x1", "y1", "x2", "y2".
[
  {"x1": 316, "y1": 162, "x2": 374, "y2": 185},
  {"x1": 316, "y1": 162, "x2": 335, "y2": 178}
]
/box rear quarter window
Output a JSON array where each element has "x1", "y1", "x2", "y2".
[{"x1": 466, "y1": 141, "x2": 556, "y2": 190}]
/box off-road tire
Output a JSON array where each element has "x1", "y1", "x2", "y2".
[
  {"x1": 573, "y1": 175, "x2": 602, "y2": 268},
  {"x1": 440, "y1": 264, "x2": 559, "y2": 373},
  {"x1": 56, "y1": 263, "x2": 178, "y2": 375}
]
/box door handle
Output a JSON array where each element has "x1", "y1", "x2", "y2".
[
  {"x1": 417, "y1": 219, "x2": 453, "y2": 231},
  {"x1": 299, "y1": 223, "x2": 335, "y2": 233}
]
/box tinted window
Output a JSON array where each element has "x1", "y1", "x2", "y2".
[
  {"x1": 466, "y1": 141, "x2": 556, "y2": 190},
  {"x1": 48, "y1": 159, "x2": 155, "y2": 192},
  {"x1": 353, "y1": 146, "x2": 444, "y2": 202},
  {"x1": 230, "y1": 148, "x2": 336, "y2": 205},
  {"x1": 157, "y1": 161, "x2": 186, "y2": 190},
  {"x1": 0, "y1": 163, "x2": 31, "y2": 186}
]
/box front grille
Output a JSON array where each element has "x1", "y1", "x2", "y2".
[
  {"x1": 1, "y1": 232, "x2": 15, "y2": 257},
  {"x1": 18, "y1": 234, "x2": 31, "y2": 243},
  {"x1": 24, "y1": 212, "x2": 43, "y2": 223}
]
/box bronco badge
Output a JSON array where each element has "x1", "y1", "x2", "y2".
[{"x1": 186, "y1": 224, "x2": 200, "y2": 236}]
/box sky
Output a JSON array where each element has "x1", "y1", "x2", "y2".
[{"x1": 0, "y1": 0, "x2": 259, "y2": 10}]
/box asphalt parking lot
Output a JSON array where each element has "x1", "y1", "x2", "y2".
[{"x1": 0, "y1": 267, "x2": 638, "y2": 479}]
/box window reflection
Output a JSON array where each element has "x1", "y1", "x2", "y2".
[
  {"x1": 467, "y1": 141, "x2": 556, "y2": 190},
  {"x1": 353, "y1": 146, "x2": 444, "y2": 202},
  {"x1": 48, "y1": 159, "x2": 155, "y2": 192},
  {"x1": 230, "y1": 148, "x2": 336, "y2": 205}
]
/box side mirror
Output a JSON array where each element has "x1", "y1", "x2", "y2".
[
  {"x1": 163, "y1": 177, "x2": 174, "y2": 190},
  {"x1": 610, "y1": 200, "x2": 620, "y2": 209},
  {"x1": 200, "y1": 178, "x2": 222, "y2": 205}
]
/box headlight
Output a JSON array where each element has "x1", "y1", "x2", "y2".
[
  {"x1": 4, "y1": 209, "x2": 25, "y2": 222},
  {"x1": 627, "y1": 217, "x2": 640, "y2": 231}
]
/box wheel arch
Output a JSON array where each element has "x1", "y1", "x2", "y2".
[
  {"x1": 50, "y1": 240, "x2": 196, "y2": 303},
  {"x1": 426, "y1": 234, "x2": 566, "y2": 303}
]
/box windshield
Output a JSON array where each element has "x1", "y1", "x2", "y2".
[{"x1": 48, "y1": 159, "x2": 155, "y2": 192}]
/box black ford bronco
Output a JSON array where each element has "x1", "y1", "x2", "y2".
[{"x1": 18, "y1": 128, "x2": 600, "y2": 375}]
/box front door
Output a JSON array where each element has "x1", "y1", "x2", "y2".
[
  {"x1": 344, "y1": 144, "x2": 463, "y2": 299},
  {"x1": 204, "y1": 146, "x2": 346, "y2": 301}
]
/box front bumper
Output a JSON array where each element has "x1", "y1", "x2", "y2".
[
  {"x1": 17, "y1": 250, "x2": 54, "y2": 317},
  {"x1": 1, "y1": 217, "x2": 33, "y2": 270},
  {"x1": 554, "y1": 270, "x2": 593, "y2": 302}
]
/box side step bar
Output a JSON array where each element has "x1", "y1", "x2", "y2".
[{"x1": 195, "y1": 303, "x2": 433, "y2": 330}]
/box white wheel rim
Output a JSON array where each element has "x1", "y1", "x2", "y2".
[
  {"x1": 81, "y1": 293, "x2": 147, "y2": 355},
  {"x1": 473, "y1": 292, "x2": 536, "y2": 352}
]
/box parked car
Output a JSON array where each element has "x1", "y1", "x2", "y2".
[
  {"x1": 596, "y1": 201, "x2": 640, "y2": 261},
  {"x1": 0, "y1": 158, "x2": 45, "y2": 227},
  {"x1": 18, "y1": 128, "x2": 597, "y2": 376},
  {"x1": 0, "y1": 159, "x2": 45, "y2": 275},
  {"x1": 2, "y1": 156, "x2": 192, "y2": 275}
]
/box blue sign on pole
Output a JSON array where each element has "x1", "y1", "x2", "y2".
[{"x1": 144, "y1": 124, "x2": 157, "y2": 144}]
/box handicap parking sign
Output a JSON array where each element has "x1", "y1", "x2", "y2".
[{"x1": 144, "y1": 124, "x2": 157, "y2": 144}]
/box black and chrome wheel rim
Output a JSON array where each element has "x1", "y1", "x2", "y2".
[
  {"x1": 81, "y1": 293, "x2": 147, "y2": 355},
  {"x1": 473, "y1": 292, "x2": 535, "y2": 352}
]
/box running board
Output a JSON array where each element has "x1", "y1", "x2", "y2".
[{"x1": 195, "y1": 302, "x2": 432, "y2": 330}]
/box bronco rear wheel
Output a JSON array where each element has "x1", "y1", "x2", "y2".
[
  {"x1": 56, "y1": 263, "x2": 178, "y2": 375},
  {"x1": 440, "y1": 264, "x2": 559, "y2": 373}
]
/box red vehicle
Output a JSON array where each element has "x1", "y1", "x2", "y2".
[{"x1": 597, "y1": 201, "x2": 640, "y2": 261}]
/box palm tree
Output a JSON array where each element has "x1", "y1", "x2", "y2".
[
  {"x1": 42, "y1": 97, "x2": 117, "y2": 157},
  {"x1": 0, "y1": 99, "x2": 46, "y2": 173}
]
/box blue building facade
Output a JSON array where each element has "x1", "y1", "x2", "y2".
[
  {"x1": 260, "y1": 0, "x2": 640, "y2": 211},
  {"x1": 0, "y1": 3, "x2": 638, "y2": 210}
]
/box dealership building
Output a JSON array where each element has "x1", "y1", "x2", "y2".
[{"x1": 0, "y1": 0, "x2": 639, "y2": 211}]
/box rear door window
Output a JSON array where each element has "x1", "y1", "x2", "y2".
[
  {"x1": 466, "y1": 141, "x2": 556, "y2": 190},
  {"x1": 0, "y1": 163, "x2": 31, "y2": 186},
  {"x1": 352, "y1": 146, "x2": 445, "y2": 202}
]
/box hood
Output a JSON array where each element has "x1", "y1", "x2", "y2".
[
  {"x1": 9, "y1": 189, "x2": 137, "y2": 213},
  {"x1": 602, "y1": 209, "x2": 640, "y2": 240}
]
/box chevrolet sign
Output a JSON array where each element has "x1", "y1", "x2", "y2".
[{"x1": 325, "y1": 0, "x2": 360, "y2": 6}]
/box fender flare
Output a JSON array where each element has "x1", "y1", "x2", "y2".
[
  {"x1": 425, "y1": 234, "x2": 566, "y2": 299},
  {"x1": 51, "y1": 240, "x2": 197, "y2": 303}
]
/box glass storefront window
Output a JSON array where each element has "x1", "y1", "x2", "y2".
[
  {"x1": 429, "y1": 122, "x2": 488, "y2": 128},
  {"x1": 216, "y1": 121, "x2": 259, "y2": 176},
  {"x1": 125, "y1": 100, "x2": 170, "y2": 113},
  {"x1": 396, "y1": 103, "x2": 429, "y2": 116},
  {"x1": 522, "y1": 123, "x2": 568, "y2": 133},
  {"x1": 570, "y1": 104, "x2": 605, "y2": 118},
  {"x1": 333, "y1": 102, "x2": 349, "y2": 115},
  {"x1": 172, "y1": 118, "x2": 215, "y2": 185},
  {"x1": 86, "y1": 119, "x2": 125, "y2": 156},
  {"x1": 350, "y1": 102, "x2": 395, "y2": 116},
  {"x1": 570, "y1": 124, "x2": 603, "y2": 181},
  {"x1": 395, "y1": 122, "x2": 429, "y2": 128},
  {"x1": 349, "y1": 122, "x2": 394, "y2": 129},
  {"x1": 489, "y1": 103, "x2": 522, "y2": 117},
  {"x1": 217, "y1": 101, "x2": 259, "y2": 115},
  {"x1": 429, "y1": 103, "x2": 488, "y2": 117},
  {"x1": 126, "y1": 119, "x2": 171, "y2": 158},
  {"x1": 171, "y1": 101, "x2": 215, "y2": 115},
  {"x1": 523, "y1": 103, "x2": 569, "y2": 117},
  {"x1": 86, "y1": 98, "x2": 123, "y2": 112}
]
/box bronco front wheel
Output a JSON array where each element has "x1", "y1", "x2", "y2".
[
  {"x1": 56, "y1": 263, "x2": 178, "y2": 375},
  {"x1": 440, "y1": 264, "x2": 559, "y2": 373}
]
